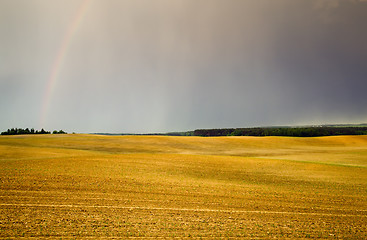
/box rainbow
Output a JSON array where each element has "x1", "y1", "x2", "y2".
[{"x1": 40, "y1": 0, "x2": 91, "y2": 128}]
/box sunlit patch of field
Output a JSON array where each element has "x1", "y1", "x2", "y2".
[{"x1": 0, "y1": 134, "x2": 366, "y2": 238}]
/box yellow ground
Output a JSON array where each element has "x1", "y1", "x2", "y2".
[{"x1": 0, "y1": 134, "x2": 366, "y2": 238}]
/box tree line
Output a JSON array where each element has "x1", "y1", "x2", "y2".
[
  {"x1": 1, "y1": 128, "x2": 67, "y2": 135},
  {"x1": 193, "y1": 127, "x2": 367, "y2": 137}
]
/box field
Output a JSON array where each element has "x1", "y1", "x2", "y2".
[{"x1": 0, "y1": 134, "x2": 366, "y2": 238}]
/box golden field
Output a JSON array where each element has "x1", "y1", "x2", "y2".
[{"x1": 0, "y1": 134, "x2": 366, "y2": 238}]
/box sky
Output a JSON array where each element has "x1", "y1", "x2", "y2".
[{"x1": 1, "y1": 0, "x2": 367, "y2": 133}]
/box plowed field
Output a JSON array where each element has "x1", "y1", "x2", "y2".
[{"x1": 1, "y1": 134, "x2": 366, "y2": 238}]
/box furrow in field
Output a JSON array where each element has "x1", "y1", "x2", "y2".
[{"x1": 1, "y1": 203, "x2": 366, "y2": 218}]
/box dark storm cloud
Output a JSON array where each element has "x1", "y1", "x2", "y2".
[
  {"x1": 268, "y1": 0, "x2": 367, "y2": 123},
  {"x1": 1, "y1": 0, "x2": 366, "y2": 133}
]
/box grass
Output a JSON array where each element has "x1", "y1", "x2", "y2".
[{"x1": 0, "y1": 134, "x2": 366, "y2": 238}]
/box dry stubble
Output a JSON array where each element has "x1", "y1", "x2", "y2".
[{"x1": 0, "y1": 134, "x2": 366, "y2": 238}]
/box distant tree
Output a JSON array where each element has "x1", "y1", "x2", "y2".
[
  {"x1": 193, "y1": 127, "x2": 367, "y2": 137},
  {"x1": 53, "y1": 130, "x2": 67, "y2": 134},
  {"x1": 1, "y1": 128, "x2": 52, "y2": 135}
]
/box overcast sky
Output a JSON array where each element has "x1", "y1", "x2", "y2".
[{"x1": 1, "y1": 0, "x2": 367, "y2": 133}]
